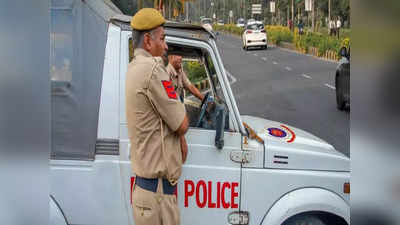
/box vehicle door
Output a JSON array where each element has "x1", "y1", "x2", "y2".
[
  {"x1": 178, "y1": 49, "x2": 243, "y2": 225},
  {"x1": 120, "y1": 32, "x2": 244, "y2": 225}
]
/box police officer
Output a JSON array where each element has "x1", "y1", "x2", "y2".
[
  {"x1": 166, "y1": 54, "x2": 204, "y2": 103},
  {"x1": 126, "y1": 8, "x2": 189, "y2": 225}
]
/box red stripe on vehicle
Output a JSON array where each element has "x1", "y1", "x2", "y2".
[{"x1": 281, "y1": 125, "x2": 296, "y2": 143}]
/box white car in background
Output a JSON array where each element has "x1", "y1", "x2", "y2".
[
  {"x1": 242, "y1": 22, "x2": 267, "y2": 50},
  {"x1": 246, "y1": 18, "x2": 256, "y2": 25}
]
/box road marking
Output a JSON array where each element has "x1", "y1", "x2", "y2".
[
  {"x1": 324, "y1": 83, "x2": 336, "y2": 90},
  {"x1": 253, "y1": 53, "x2": 258, "y2": 57},
  {"x1": 285, "y1": 66, "x2": 292, "y2": 71},
  {"x1": 261, "y1": 57, "x2": 268, "y2": 61},
  {"x1": 301, "y1": 74, "x2": 312, "y2": 79},
  {"x1": 273, "y1": 61, "x2": 278, "y2": 65},
  {"x1": 225, "y1": 70, "x2": 237, "y2": 85}
]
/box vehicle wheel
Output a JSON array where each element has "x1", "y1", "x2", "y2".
[
  {"x1": 245, "y1": 46, "x2": 249, "y2": 51},
  {"x1": 336, "y1": 74, "x2": 345, "y2": 110},
  {"x1": 283, "y1": 214, "x2": 326, "y2": 225}
]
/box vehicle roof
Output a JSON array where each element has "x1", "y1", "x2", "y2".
[
  {"x1": 110, "y1": 14, "x2": 216, "y2": 41},
  {"x1": 247, "y1": 21, "x2": 263, "y2": 25}
]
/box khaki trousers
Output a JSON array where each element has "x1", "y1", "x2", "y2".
[{"x1": 132, "y1": 178, "x2": 180, "y2": 225}]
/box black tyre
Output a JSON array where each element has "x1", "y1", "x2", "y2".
[
  {"x1": 336, "y1": 74, "x2": 346, "y2": 110},
  {"x1": 283, "y1": 214, "x2": 326, "y2": 225}
]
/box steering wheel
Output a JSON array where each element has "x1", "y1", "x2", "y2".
[{"x1": 195, "y1": 92, "x2": 211, "y2": 127}]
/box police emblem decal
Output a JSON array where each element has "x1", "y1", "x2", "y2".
[
  {"x1": 267, "y1": 128, "x2": 287, "y2": 138},
  {"x1": 265, "y1": 125, "x2": 296, "y2": 143}
]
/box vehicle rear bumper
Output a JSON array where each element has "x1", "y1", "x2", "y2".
[{"x1": 246, "y1": 40, "x2": 267, "y2": 47}]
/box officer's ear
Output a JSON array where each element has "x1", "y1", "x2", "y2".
[{"x1": 143, "y1": 32, "x2": 153, "y2": 51}]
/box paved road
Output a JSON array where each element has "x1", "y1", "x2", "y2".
[{"x1": 217, "y1": 34, "x2": 350, "y2": 157}]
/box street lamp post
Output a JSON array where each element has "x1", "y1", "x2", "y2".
[{"x1": 211, "y1": 1, "x2": 214, "y2": 23}]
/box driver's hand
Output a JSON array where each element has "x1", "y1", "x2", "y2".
[
  {"x1": 205, "y1": 101, "x2": 216, "y2": 113},
  {"x1": 180, "y1": 135, "x2": 188, "y2": 163}
]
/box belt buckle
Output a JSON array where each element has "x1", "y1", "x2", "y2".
[{"x1": 169, "y1": 179, "x2": 177, "y2": 186}]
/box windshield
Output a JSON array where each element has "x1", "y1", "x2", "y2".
[
  {"x1": 237, "y1": 19, "x2": 245, "y2": 24},
  {"x1": 247, "y1": 24, "x2": 264, "y2": 30}
]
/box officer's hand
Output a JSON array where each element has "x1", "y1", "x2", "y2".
[{"x1": 180, "y1": 135, "x2": 188, "y2": 163}]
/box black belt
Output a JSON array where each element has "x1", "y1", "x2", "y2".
[{"x1": 135, "y1": 176, "x2": 176, "y2": 195}]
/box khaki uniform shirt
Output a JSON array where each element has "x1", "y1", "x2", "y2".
[
  {"x1": 166, "y1": 63, "x2": 192, "y2": 102},
  {"x1": 126, "y1": 48, "x2": 186, "y2": 184}
]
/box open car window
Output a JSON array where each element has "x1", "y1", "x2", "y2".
[
  {"x1": 177, "y1": 51, "x2": 228, "y2": 130},
  {"x1": 181, "y1": 53, "x2": 226, "y2": 105}
]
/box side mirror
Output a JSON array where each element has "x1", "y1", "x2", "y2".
[
  {"x1": 215, "y1": 105, "x2": 227, "y2": 150},
  {"x1": 340, "y1": 47, "x2": 347, "y2": 58}
]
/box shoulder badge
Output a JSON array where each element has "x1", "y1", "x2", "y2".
[{"x1": 161, "y1": 80, "x2": 177, "y2": 99}]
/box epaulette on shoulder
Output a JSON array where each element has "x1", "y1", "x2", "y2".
[{"x1": 153, "y1": 56, "x2": 164, "y2": 65}]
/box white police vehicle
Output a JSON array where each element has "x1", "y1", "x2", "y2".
[{"x1": 50, "y1": 1, "x2": 350, "y2": 225}]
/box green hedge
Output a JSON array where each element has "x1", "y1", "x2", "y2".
[
  {"x1": 266, "y1": 26, "x2": 294, "y2": 44},
  {"x1": 213, "y1": 24, "x2": 244, "y2": 36},
  {"x1": 295, "y1": 31, "x2": 342, "y2": 56}
]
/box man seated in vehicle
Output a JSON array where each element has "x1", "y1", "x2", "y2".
[{"x1": 166, "y1": 54, "x2": 204, "y2": 103}]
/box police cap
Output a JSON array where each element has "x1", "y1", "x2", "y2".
[{"x1": 131, "y1": 8, "x2": 166, "y2": 31}]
